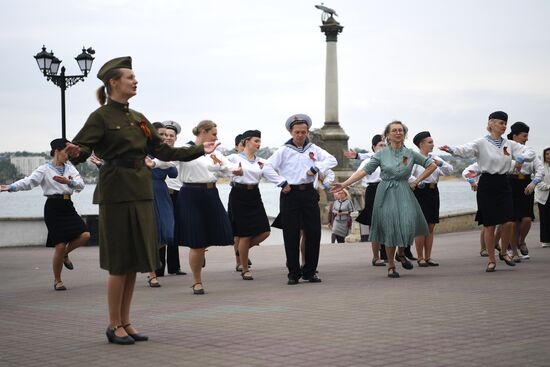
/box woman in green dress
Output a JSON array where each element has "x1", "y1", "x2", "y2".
[
  {"x1": 66, "y1": 56, "x2": 219, "y2": 345},
  {"x1": 332, "y1": 121, "x2": 437, "y2": 278}
]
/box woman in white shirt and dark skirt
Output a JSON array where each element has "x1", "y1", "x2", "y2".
[
  {"x1": 355, "y1": 134, "x2": 387, "y2": 265},
  {"x1": 506, "y1": 122, "x2": 544, "y2": 260},
  {"x1": 440, "y1": 111, "x2": 535, "y2": 272},
  {"x1": 174, "y1": 120, "x2": 242, "y2": 294},
  {"x1": 1, "y1": 138, "x2": 90, "y2": 290},
  {"x1": 227, "y1": 130, "x2": 284, "y2": 280},
  {"x1": 411, "y1": 131, "x2": 454, "y2": 267}
]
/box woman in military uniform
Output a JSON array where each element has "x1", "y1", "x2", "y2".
[{"x1": 66, "y1": 57, "x2": 218, "y2": 345}]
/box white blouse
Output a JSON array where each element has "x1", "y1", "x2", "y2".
[
  {"x1": 449, "y1": 136, "x2": 535, "y2": 174},
  {"x1": 9, "y1": 162, "x2": 84, "y2": 196},
  {"x1": 178, "y1": 146, "x2": 238, "y2": 184},
  {"x1": 357, "y1": 156, "x2": 381, "y2": 186},
  {"x1": 226, "y1": 153, "x2": 284, "y2": 185},
  {"x1": 410, "y1": 154, "x2": 454, "y2": 184},
  {"x1": 266, "y1": 140, "x2": 337, "y2": 185},
  {"x1": 535, "y1": 162, "x2": 550, "y2": 205}
]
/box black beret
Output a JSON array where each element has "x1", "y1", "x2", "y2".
[
  {"x1": 242, "y1": 130, "x2": 261, "y2": 140},
  {"x1": 234, "y1": 134, "x2": 243, "y2": 146},
  {"x1": 413, "y1": 131, "x2": 431, "y2": 147},
  {"x1": 507, "y1": 121, "x2": 529, "y2": 139},
  {"x1": 50, "y1": 138, "x2": 70, "y2": 156},
  {"x1": 488, "y1": 111, "x2": 508, "y2": 122},
  {"x1": 371, "y1": 134, "x2": 383, "y2": 149},
  {"x1": 97, "y1": 56, "x2": 132, "y2": 81}
]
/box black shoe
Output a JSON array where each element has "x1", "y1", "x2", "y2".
[
  {"x1": 63, "y1": 255, "x2": 74, "y2": 270},
  {"x1": 500, "y1": 253, "x2": 516, "y2": 267},
  {"x1": 396, "y1": 253, "x2": 414, "y2": 270},
  {"x1": 106, "y1": 326, "x2": 135, "y2": 345},
  {"x1": 403, "y1": 247, "x2": 417, "y2": 261},
  {"x1": 302, "y1": 274, "x2": 322, "y2": 283},
  {"x1": 519, "y1": 244, "x2": 529, "y2": 256},
  {"x1": 248, "y1": 258, "x2": 252, "y2": 266},
  {"x1": 168, "y1": 270, "x2": 187, "y2": 275},
  {"x1": 123, "y1": 324, "x2": 148, "y2": 342},
  {"x1": 387, "y1": 267, "x2": 400, "y2": 278},
  {"x1": 191, "y1": 283, "x2": 205, "y2": 294},
  {"x1": 287, "y1": 276, "x2": 300, "y2": 285}
]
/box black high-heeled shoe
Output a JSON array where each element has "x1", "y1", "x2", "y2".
[
  {"x1": 499, "y1": 253, "x2": 516, "y2": 267},
  {"x1": 105, "y1": 325, "x2": 135, "y2": 345},
  {"x1": 123, "y1": 323, "x2": 148, "y2": 342}
]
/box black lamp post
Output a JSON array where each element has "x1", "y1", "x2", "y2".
[{"x1": 34, "y1": 45, "x2": 95, "y2": 139}]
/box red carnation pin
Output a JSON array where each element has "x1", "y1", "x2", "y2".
[
  {"x1": 402, "y1": 156, "x2": 409, "y2": 165},
  {"x1": 503, "y1": 146, "x2": 510, "y2": 156},
  {"x1": 309, "y1": 152, "x2": 315, "y2": 161},
  {"x1": 210, "y1": 154, "x2": 222, "y2": 164},
  {"x1": 258, "y1": 161, "x2": 264, "y2": 169}
]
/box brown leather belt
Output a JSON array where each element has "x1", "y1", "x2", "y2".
[
  {"x1": 103, "y1": 158, "x2": 144, "y2": 169},
  {"x1": 233, "y1": 182, "x2": 259, "y2": 190},
  {"x1": 182, "y1": 182, "x2": 216, "y2": 189}
]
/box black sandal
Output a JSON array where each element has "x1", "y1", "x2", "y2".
[
  {"x1": 395, "y1": 253, "x2": 414, "y2": 270},
  {"x1": 241, "y1": 271, "x2": 254, "y2": 280},
  {"x1": 417, "y1": 259, "x2": 429, "y2": 267},
  {"x1": 387, "y1": 266, "x2": 400, "y2": 278},
  {"x1": 499, "y1": 253, "x2": 516, "y2": 267},
  {"x1": 147, "y1": 276, "x2": 161, "y2": 288},
  {"x1": 425, "y1": 258, "x2": 439, "y2": 267},
  {"x1": 54, "y1": 280, "x2": 67, "y2": 291},
  {"x1": 191, "y1": 283, "x2": 204, "y2": 295},
  {"x1": 485, "y1": 262, "x2": 496, "y2": 272},
  {"x1": 519, "y1": 243, "x2": 529, "y2": 256},
  {"x1": 123, "y1": 323, "x2": 148, "y2": 342}
]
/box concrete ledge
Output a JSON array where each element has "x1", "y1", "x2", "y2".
[{"x1": 0, "y1": 215, "x2": 98, "y2": 247}]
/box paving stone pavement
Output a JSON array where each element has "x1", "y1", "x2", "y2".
[{"x1": 1, "y1": 223, "x2": 549, "y2": 367}]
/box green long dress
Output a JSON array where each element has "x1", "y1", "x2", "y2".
[
  {"x1": 363, "y1": 146, "x2": 433, "y2": 247},
  {"x1": 71, "y1": 99, "x2": 205, "y2": 275}
]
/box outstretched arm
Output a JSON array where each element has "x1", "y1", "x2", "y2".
[{"x1": 330, "y1": 170, "x2": 368, "y2": 193}]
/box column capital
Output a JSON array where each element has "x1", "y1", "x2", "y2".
[{"x1": 320, "y1": 17, "x2": 343, "y2": 42}]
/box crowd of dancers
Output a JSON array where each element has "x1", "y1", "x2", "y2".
[{"x1": 2, "y1": 56, "x2": 549, "y2": 345}]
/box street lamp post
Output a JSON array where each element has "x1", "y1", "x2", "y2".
[{"x1": 33, "y1": 46, "x2": 95, "y2": 139}]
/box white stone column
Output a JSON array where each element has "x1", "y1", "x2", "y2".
[{"x1": 325, "y1": 41, "x2": 339, "y2": 123}]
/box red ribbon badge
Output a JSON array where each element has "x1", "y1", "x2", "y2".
[
  {"x1": 503, "y1": 146, "x2": 510, "y2": 156},
  {"x1": 402, "y1": 155, "x2": 409, "y2": 165},
  {"x1": 138, "y1": 121, "x2": 152, "y2": 140},
  {"x1": 309, "y1": 152, "x2": 315, "y2": 161},
  {"x1": 210, "y1": 154, "x2": 222, "y2": 164}
]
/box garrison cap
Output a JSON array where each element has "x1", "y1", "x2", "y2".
[
  {"x1": 413, "y1": 131, "x2": 431, "y2": 147},
  {"x1": 50, "y1": 138, "x2": 70, "y2": 156},
  {"x1": 285, "y1": 114, "x2": 312, "y2": 132},
  {"x1": 242, "y1": 130, "x2": 261, "y2": 139},
  {"x1": 162, "y1": 120, "x2": 181, "y2": 135},
  {"x1": 488, "y1": 111, "x2": 508, "y2": 122},
  {"x1": 371, "y1": 134, "x2": 383, "y2": 149},
  {"x1": 97, "y1": 56, "x2": 132, "y2": 81}
]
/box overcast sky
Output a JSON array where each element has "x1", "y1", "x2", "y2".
[{"x1": 1, "y1": 0, "x2": 549, "y2": 156}]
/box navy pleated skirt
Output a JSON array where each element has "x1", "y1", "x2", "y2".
[
  {"x1": 413, "y1": 185, "x2": 440, "y2": 224},
  {"x1": 228, "y1": 186, "x2": 270, "y2": 237},
  {"x1": 174, "y1": 185, "x2": 233, "y2": 248},
  {"x1": 44, "y1": 198, "x2": 88, "y2": 247},
  {"x1": 476, "y1": 173, "x2": 514, "y2": 226},
  {"x1": 508, "y1": 175, "x2": 535, "y2": 220}
]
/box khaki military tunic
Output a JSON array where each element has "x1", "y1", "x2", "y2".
[{"x1": 71, "y1": 99, "x2": 204, "y2": 274}]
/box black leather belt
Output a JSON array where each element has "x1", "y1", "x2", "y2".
[
  {"x1": 233, "y1": 182, "x2": 259, "y2": 190},
  {"x1": 102, "y1": 159, "x2": 144, "y2": 169},
  {"x1": 289, "y1": 183, "x2": 313, "y2": 191},
  {"x1": 508, "y1": 174, "x2": 528, "y2": 180},
  {"x1": 182, "y1": 182, "x2": 216, "y2": 189},
  {"x1": 421, "y1": 183, "x2": 438, "y2": 189},
  {"x1": 47, "y1": 194, "x2": 72, "y2": 200}
]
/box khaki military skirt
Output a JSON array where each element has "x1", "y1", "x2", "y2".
[{"x1": 99, "y1": 200, "x2": 159, "y2": 275}]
